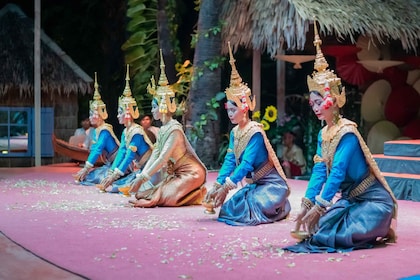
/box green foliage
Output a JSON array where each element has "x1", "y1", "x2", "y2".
[
  {"x1": 217, "y1": 133, "x2": 230, "y2": 165},
  {"x1": 302, "y1": 112, "x2": 321, "y2": 173},
  {"x1": 203, "y1": 56, "x2": 226, "y2": 71},
  {"x1": 171, "y1": 57, "x2": 224, "y2": 155},
  {"x1": 271, "y1": 114, "x2": 303, "y2": 146},
  {"x1": 166, "y1": 0, "x2": 183, "y2": 64},
  {"x1": 122, "y1": 0, "x2": 158, "y2": 115},
  {"x1": 187, "y1": 92, "x2": 225, "y2": 144},
  {"x1": 190, "y1": 20, "x2": 224, "y2": 48},
  {"x1": 193, "y1": 0, "x2": 201, "y2": 11}
]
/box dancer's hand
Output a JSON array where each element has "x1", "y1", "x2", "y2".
[
  {"x1": 290, "y1": 197, "x2": 314, "y2": 240},
  {"x1": 99, "y1": 175, "x2": 114, "y2": 191},
  {"x1": 213, "y1": 178, "x2": 237, "y2": 208},
  {"x1": 73, "y1": 165, "x2": 93, "y2": 183},
  {"x1": 129, "y1": 177, "x2": 145, "y2": 193},
  {"x1": 302, "y1": 204, "x2": 325, "y2": 235},
  {"x1": 73, "y1": 167, "x2": 90, "y2": 183},
  {"x1": 203, "y1": 182, "x2": 222, "y2": 204},
  {"x1": 294, "y1": 205, "x2": 309, "y2": 232},
  {"x1": 213, "y1": 186, "x2": 230, "y2": 208},
  {"x1": 129, "y1": 172, "x2": 148, "y2": 193}
]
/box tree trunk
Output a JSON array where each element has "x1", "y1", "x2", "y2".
[
  {"x1": 157, "y1": 0, "x2": 177, "y2": 83},
  {"x1": 186, "y1": 0, "x2": 222, "y2": 169}
]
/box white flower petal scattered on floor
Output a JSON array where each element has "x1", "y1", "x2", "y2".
[
  {"x1": 287, "y1": 262, "x2": 296, "y2": 267},
  {"x1": 327, "y1": 257, "x2": 343, "y2": 262},
  {"x1": 178, "y1": 274, "x2": 192, "y2": 279},
  {"x1": 3, "y1": 176, "x2": 361, "y2": 275}
]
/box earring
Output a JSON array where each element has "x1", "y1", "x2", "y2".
[{"x1": 333, "y1": 110, "x2": 340, "y2": 125}]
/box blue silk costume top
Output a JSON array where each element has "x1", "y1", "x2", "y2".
[
  {"x1": 305, "y1": 131, "x2": 368, "y2": 204},
  {"x1": 217, "y1": 131, "x2": 267, "y2": 185},
  {"x1": 111, "y1": 123, "x2": 151, "y2": 174},
  {"x1": 216, "y1": 121, "x2": 290, "y2": 226},
  {"x1": 86, "y1": 124, "x2": 119, "y2": 166}
]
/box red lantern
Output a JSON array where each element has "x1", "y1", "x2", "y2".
[
  {"x1": 384, "y1": 85, "x2": 420, "y2": 127},
  {"x1": 403, "y1": 118, "x2": 420, "y2": 139},
  {"x1": 382, "y1": 66, "x2": 408, "y2": 88}
]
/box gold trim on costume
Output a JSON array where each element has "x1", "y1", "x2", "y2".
[
  {"x1": 319, "y1": 118, "x2": 398, "y2": 217},
  {"x1": 232, "y1": 121, "x2": 288, "y2": 188},
  {"x1": 95, "y1": 123, "x2": 120, "y2": 146},
  {"x1": 348, "y1": 173, "x2": 376, "y2": 198}
]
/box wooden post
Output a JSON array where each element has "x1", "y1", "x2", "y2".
[
  {"x1": 252, "y1": 49, "x2": 261, "y2": 112},
  {"x1": 277, "y1": 49, "x2": 286, "y2": 123},
  {"x1": 34, "y1": 0, "x2": 41, "y2": 166}
]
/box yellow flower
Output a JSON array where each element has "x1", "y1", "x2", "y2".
[
  {"x1": 252, "y1": 111, "x2": 261, "y2": 121},
  {"x1": 263, "y1": 105, "x2": 277, "y2": 123},
  {"x1": 261, "y1": 119, "x2": 270, "y2": 131}
]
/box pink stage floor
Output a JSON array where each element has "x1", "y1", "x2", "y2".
[{"x1": 0, "y1": 164, "x2": 419, "y2": 280}]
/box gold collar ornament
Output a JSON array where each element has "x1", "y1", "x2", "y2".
[
  {"x1": 225, "y1": 41, "x2": 256, "y2": 112},
  {"x1": 119, "y1": 64, "x2": 140, "y2": 119},
  {"x1": 147, "y1": 49, "x2": 177, "y2": 114},
  {"x1": 89, "y1": 72, "x2": 108, "y2": 120},
  {"x1": 307, "y1": 21, "x2": 346, "y2": 108}
]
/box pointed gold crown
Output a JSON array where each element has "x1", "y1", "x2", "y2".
[
  {"x1": 89, "y1": 72, "x2": 108, "y2": 120},
  {"x1": 147, "y1": 49, "x2": 177, "y2": 114},
  {"x1": 307, "y1": 20, "x2": 346, "y2": 108},
  {"x1": 119, "y1": 64, "x2": 140, "y2": 119},
  {"x1": 225, "y1": 42, "x2": 256, "y2": 112}
]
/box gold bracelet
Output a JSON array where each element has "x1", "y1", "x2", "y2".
[
  {"x1": 315, "y1": 195, "x2": 332, "y2": 207},
  {"x1": 224, "y1": 177, "x2": 237, "y2": 190},
  {"x1": 301, "y1": 197, "x2": 314, "y2": 210},
  {"x1": 213, "y1": 182, "x2": 222, "y2": 189},
  {"x1": 314, "y1": 204, "x2": 326, "y2": 216}
]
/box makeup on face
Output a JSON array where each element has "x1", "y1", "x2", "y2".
[
  {"x1": 309, "y1": 92, "x2": 324, "y2": 119},
  {"x1": 89, "y1": 110, "x2": 99, "y2": 125},
  {"x1": 225, "y1": 102, "x2": 242, "y2": 124},
  {"x1": 117, "y1": 107, "x2": 125, "y2": 124},
  {"x1": 151, "y1": 101, "x2": 160, "y2": 120}
]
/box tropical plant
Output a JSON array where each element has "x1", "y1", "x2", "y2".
[
  {"x1": 186, "y1": 92, "x2": 225, "y2": 146},
  {"x1": 122, "y1": 0, "x2": 158, "y2": 115},
  {"x1": 170, "y1": 59, "x2": 224, "y2": 150}
]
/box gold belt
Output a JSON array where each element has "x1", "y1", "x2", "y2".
[
  {"x1": 245, "y1": 160, "x2": 274, "y2": 184},
  {"x1": 348, "y1": 173, "x2": 376, "y2": 198}
]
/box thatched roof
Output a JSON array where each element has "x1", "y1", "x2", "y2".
[
  {"x1": 221, "y1": 0, "x2": 420, "y2": 57},
  {"x1": 0, "y1": 4, "x2": 92, "y2": 97}
]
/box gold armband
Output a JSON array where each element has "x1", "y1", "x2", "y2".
[{"x1": 129, "y1": 145, "x2": 138, "y2": 152}]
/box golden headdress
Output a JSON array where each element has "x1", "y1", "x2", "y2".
[
  {"x1": 307, "y1": 21, "x2": 346, "y2": 108},
  {"x1": 147, "y1": 49, "x2": 177, "y2": 114},
  {"x1": 225, "y1": 41, "x2": 256, "y2": 112},
  {"x1": 89, "y1": 72, "x2": 108, "y2": 120},
  {"x1": 119, "y1": 64, "x2": 140, "y2": 119}
]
